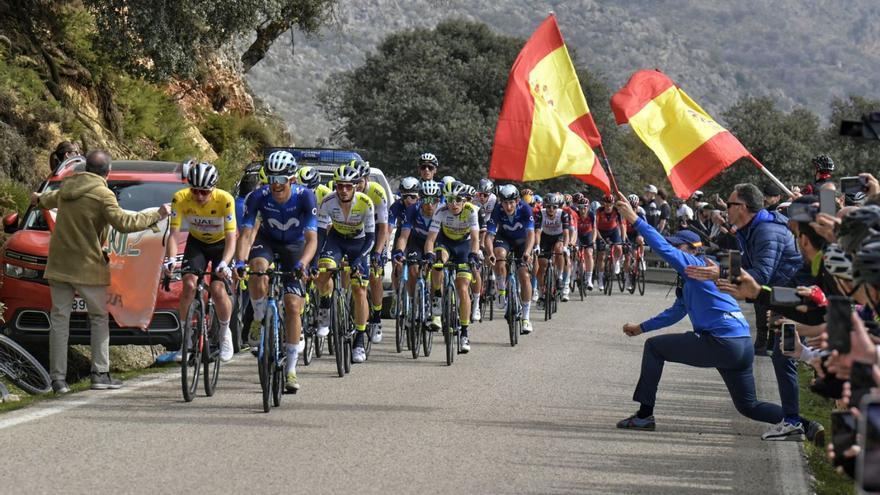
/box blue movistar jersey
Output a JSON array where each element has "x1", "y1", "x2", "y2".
[
  {"x1": 487, "y1": 200, "x2": 534, "y2": 240},
  {"x1": 235, "y1": 196, "x2": 247, "y2": 229},
  {"x1": 241, "y1": 185, "x2": 317, "y2": 243},
  {"x1": 389, "y1": 199, "x2": 407, "y2": 228},
  {"x1": 401, "y1": 203, "x2": 434, "y2": 243}
]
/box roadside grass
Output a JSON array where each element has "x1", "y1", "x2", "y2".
[
  {"x1": 0, "y1": 362, "x2": 177, "y2": 414},
  {"x1": 798, "y1": 364, "x2": 854, "y2": 495}
]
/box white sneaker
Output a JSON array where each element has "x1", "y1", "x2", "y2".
[
  {"x1": 296, "y1": 337, "x2": 305, "y2": 354},
  {"x1": 531, "y1": 291, "x2": 539, "y2": 302},
  {"x1": 587, "y1": 280, "x2": 594, "y2": 291},
  {"x1": 371, "y1": 325, "x2": 383, "y2": 344},
  {"x1": 352, "y1": 346, "x2": 366, "y2": 363},
  {"x1": 317, "y1": 308, "x2": 330, "y2": 338},
  {"x1": 431, "y1": 298, "x2": 442, "y2": 317},
  {"x1": 460, "y1": 336, "x2": 471, "y2": 353},
  {"x1": 562, "y1": 286, "x2": 570, "y2": 302},
  {"x1": 522, "y1": 320, "x2": 533, "y2": 334},
  {"x1": 761, "y1": 421, "x2": 805, "y2": 441},
  {"x1": 219, "y1": 330, "x2": 234, "y2": 362},
  {"x1": 472, "y1": 306, "x2": 482, "y2": 322},
  {"x1": 614, "y1": 259, "x2": 621, "y2": 275}
]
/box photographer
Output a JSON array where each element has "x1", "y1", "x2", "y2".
[{"x1": 613, "y1": 192, "x2": 785, "y2": 432}]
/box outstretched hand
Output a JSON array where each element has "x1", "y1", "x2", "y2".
[
  {"x1": 623, "y1": 322, "x2": 642, "y2": 337},
  {"x1": 684, "y1": 257, "x2": 720, "y2": 281}
]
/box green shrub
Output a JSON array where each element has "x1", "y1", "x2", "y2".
[
  {"x1": 214, "y1": 136, "x2": 256, "y2": 191},
  {"x1": 0, "y1": 176, "x2": 32, "y2": 214}
]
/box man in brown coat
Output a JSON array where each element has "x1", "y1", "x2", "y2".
[{"x1": 32, "y1": 150, "x2": 170, "y2": 393}]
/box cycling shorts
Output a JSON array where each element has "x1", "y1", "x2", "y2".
[
  {"x1": 577, "y1": 234, "x2": 594, "y2": 248},
  {"x1": 435, "y1": 232, "x2": 471, "y2": 274},
  {"x1": 539, "y1": 233, "x2": 563, "y2": 258},
  {"x1": 182, "y1": 237, "x2": 226, "y2": 280},
  {"x1": 319, "y1": 230, "x2": 370, "y2": 282},
  {"x1": 599, "y1": 228, "x2": 622, "y2": 245},
  {"x1": 493, "y1": 236, "x2": 527, "y2": 260},
  {"x1": 248, "y1": 230, "x2": 305, "y2": 296},
  {"x1": 626, "y1": 230, "x2": 642, "y2": 245},
  {"x1": 405, "y1": 236, "x2": 426, "y2": 258}
]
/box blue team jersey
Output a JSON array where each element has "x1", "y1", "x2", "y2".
[
  {"x1": 241, "y1": 185, "x2": 317, "y2": 243},
  {"x1": 389, "y1": 199, "x2": 407, "y2": 228},
  {"x1": 487, "y1": 200, "x2": 534, "y2": 239},
  {"x1": 235, "y1": 196, "x2": 247, "y2": 229},
  {"x1": 401, "y1": 203, "x2": 434, "y2": 242}
]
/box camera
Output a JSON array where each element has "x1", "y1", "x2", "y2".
[
  {"x1": 787, "y1": 202, "x2": 818, "y2": 223},
  {"x1": 840, "y1": 112, "x2": 880, "y2": 140}
]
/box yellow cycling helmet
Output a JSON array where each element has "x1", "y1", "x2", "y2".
[
  {"x1": 258, "y1": 165, "x2": 268, "y2": 185},
  {"x1": 334, "y1": 164, "x2": 360, "y2": 183}
]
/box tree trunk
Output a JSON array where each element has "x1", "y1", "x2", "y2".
[{"x1": 240, "y1": 18, "x2": 293, "y2": 73}]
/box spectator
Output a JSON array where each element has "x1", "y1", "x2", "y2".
[
  {"x1": 675, "y1": 197, "x2": 694, "y2": 230},
  {"x1": 642, "y1": 184, "x2": 662, "y2": 229},
  {"x1": 686, "y1": 183, "x2": 816, "y2": 442},
  {"x1": 613, "y1": 192, "x2": 785, "y2": 432},
  {"x1": 656, "y1": 189, "x2": 672, "y2": 234},
  {"x1": 762, "y1": 183, "x2": 784, "y2": 211},
  {"x1": 49, "y1": 141, "x2": 81, "y2": 175},
  {"x1": 32, "y1": 150, "x2": 170, "y2": 394}
]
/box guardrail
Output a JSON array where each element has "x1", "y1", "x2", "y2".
[{"x1": 644, "y1": 248, "x2": 677, "y2": 285}]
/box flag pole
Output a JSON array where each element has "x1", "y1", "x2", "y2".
[
  {"x1": 597, "y1": 144, "x2": 621, "y2": 196},
  {"x1": 747, "y1": 155, "x2": 793, "y2": 197}
]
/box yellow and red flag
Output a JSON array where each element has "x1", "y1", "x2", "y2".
[
  {"x1": 611, "y1": 69, "x2": 750, "y2": 199},
  {"x1": 489, "y1": 14, "x2": 609, "y2": 191}
]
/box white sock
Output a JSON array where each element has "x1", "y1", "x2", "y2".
[
  {"x1": 252, "y1": 298, "x2": 267, "y2": 322},
  {"x1": 285, "y1": 343, "x2": 298, "y2": 374},
  {"x1": 523, "y1": 302, "x2": 531, "y2": 320},
  {"x1": 219, "y1": 320, "x2": 230, "y2": 338},
  {"x1": 497, "y1": 278, "x2": 507, "y2": 291},
  {"x1": 474, "y1": 294, "x2": 481, "y2": 307}
]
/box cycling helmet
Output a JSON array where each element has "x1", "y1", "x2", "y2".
[
  {"x1": 563, "y1": 194, "x2": 573, "y2": 206},
  {"x1": 591, "y1": 200, "x2": 601, "y2": 211},
  {"x1": 845, "y1": 191, "x2": 867, "y2": 207},
  {"x1": 823, "y1": 243, "x2": 853, "y2": 281},
  {"x1": 545, "y1": 192, "x2": 563, "y2": 207},
  {"x1": 853, "y1": 234, "x2": 880, "y2": 287},
  {"x1": 399, "y1": 176, "x2": 420, "y2": 195},
  {"x1": 497, "y1": 184, "x2": 519, "y2": 201},
  {"x1": 838, "y1": 205, "x2": 880, "y2": 254},
  {"x1": 572, "y1": 192, "x2": 584, "y2": 204},
  {"x1": 576, "y1": 196, "x2": 589, "y2": 206},
  {"x1": 419, "y1": 152, "x2": 438, "y2": 167},
  {"x1": 180, "y1": 157, "x2": 196, "y2": 182},
  {"x1": 187, "y1": 162, "x2": 219, "y2": 189},
  {"x1": 463, "y1": 184, "x2": 477, "y2": 199},
  {"x1": 532, "y1": 194, "x2": 542, "y2": 205},
  {"x1": 477, "y1": 178, "x2": 495, "y2": 194},
  {"x1": 346, "y1": 159, "x2": 369, "y2": 179},
  {"x1": 692, "y1": 190, "x2": 704, "y2": 200},
  {"x1": 443, "y1": 180, "x2": 468, "y2": 199},
  {"x1": 421, "y1": 180, "x2": 441, "y2": 197},
  {"x1": 602, "y1": 194, "x2": 615, "y2": 203},
  {"x1": 265, "y1": 150, "x2": 297, "y2": 176},
  {"x1": 628, "y1": 193, "x2": 640, "y2": 206},
  {"x1": 644, "y1": 184, "x2": 658, "y2": 194},
  {"x1": 812, "y1": 154, "x2": 835, "y2": 172},
  {"x1": 333, "y1": 164, "x2": 361, "y2": 183},
  {"x1": 441, "y1": 175, "x2": 456, "y2": 186},
  {"x1": 296, "y1": 166, "x2": 320, "y2": 189}
]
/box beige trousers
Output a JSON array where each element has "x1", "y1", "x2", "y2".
[{"x1": 49, "y1": 281, "x2": 110, "y2": 380}]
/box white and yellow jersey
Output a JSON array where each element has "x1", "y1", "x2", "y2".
[
  {"x1": 363, "y1": 181, "x2": 389, "y2": 225},
  {"x1": 429, "y1": 203, "x2": 479, "y2": 241},
  {"x1": 317, "y1": 191, "x2": 375, "y2": 238}
]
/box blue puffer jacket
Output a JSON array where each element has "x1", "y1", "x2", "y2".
[{"x1": 736, "y1": 209, "x2": 802, "y2": 286}]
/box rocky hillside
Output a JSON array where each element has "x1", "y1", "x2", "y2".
[{"x1": 247, "y1": 0, "x2": 880, "y2": 145}]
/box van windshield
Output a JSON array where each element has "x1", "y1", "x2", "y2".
[{"x1": 23, "y1": 181, "x2": 183, "y2": 231}]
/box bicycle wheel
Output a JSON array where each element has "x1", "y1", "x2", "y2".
[
  {"x1": 443, "y1": 284, "x2": 455, "y2": 366},
  {"x1": 422, "y1": 286, "x2": 434, "y2": 357},
  {"x1": 230, "y1": 288, "x2": 243, "y2": 354},
  {"x1": 0, "y1": 335, "x2": 50, "y2": 394},
  {"x1": 637, "y1": 258, "x2": 646, "y2": 296},
  {"x1": 272, "y1": 334, "x2": 284, "y2": 407},
  {"x1": 507, "y1": 276, "x2": 518, "y2": 347},
  {"x1": 331, "y1": 289, "x2": 346, "y2": 377},
  {"x1": 343, "y1": 335, "x2": 352, "y2": 374},
  {"x1": 616, "y1": 261, "x2": 625, "y2": 292},
  {"x1": 203, "y1": 304, "x2": 221, "y2": 397},
  {"x1": 181, "y1": 297, "x2": 203, "y2": 402},
  {"x1": 395, "y1": 284, "x2": 407, "y2": 353},
  {"x1": 603, "y1": 256, "x2": 613, "y2": 296},
  {"x1": 543, "y1": 264, "x2": 552, "y2": 322},
  {"x1": 260, "y1": 305, "x2": 276, "y2": 413},
  {"x1": 409, "y1": 282, "x2": 421, "y2": 359}
]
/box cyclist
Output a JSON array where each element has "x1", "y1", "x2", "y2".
[
  {"x1": 315, "y1": 164, "x2": 376, "y2": 364},
  {"x1": 296, "y1": 166, "x2": 331, "y2": 205},
  {"x1": 535, "y1": 192, "x2": 570, "y2": 306},
  {"x1": 486, "y1": 184, "x2": 535, "y2": 334},
  {"x1": 574, "y1": 195, "x2": 597, "y2": 291},
  {"x1": 164, "y1": 162, "x2": 237, "y2": 363},
  {"x1": 595, "y1": 193, "x2": 626, "y2": 291},
  {"x1": 623, "y1": 193, "x2": 647, "y2": 291},
  {"x1": 418, "y1": 152, "x2": 439, "y2": 182},
  {"x1": 352, "y1": 161, "x2": 390, "y2": 344},
  {"x1": 424, "y1": 181, "x2": 481, "y2": 353},
  {"x1": 561, "y1": 194, "x2": 579, "y2": 301},
  {"x1": 389, "y1": 177, "x2": 420, "y2": 294},
  {"x1": 393, "y1": 180, "x2": 442, "y2": 299},
  {"x1": 462, "y1": 183, "x2": 484, "y2": 322},
  {"x1": 475, "y1": 179, "x2": 497, "y2": 224},
  {"x1": 802, "y1": 154, "x2": 835, "y2": 195},
  {"x1": 235, "y1": 151, "x2": 317, "y2": 392}
]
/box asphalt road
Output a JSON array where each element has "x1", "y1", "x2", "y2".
[{"x1": 1, "y1": 285, "x2": 809, "y2": 494}]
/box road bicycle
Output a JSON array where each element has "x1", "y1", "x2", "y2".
[
  {"x1": 625, "y1": 242, "x2": 647, "y2": 296},
  {"x1": 0, "y1": 334, "x2": 50, "y2": 395},
  {"x1": 479, "y1": 258, "x2": 495, "y2": 321},
  {"x1": 502, "y1": 251, "x2": 526, "y2": 347},
  {"x1": 435, "y1": 260, "x2": 472, "y2": 366}
]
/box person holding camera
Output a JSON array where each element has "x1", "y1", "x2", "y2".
[{"x1": 613, "y1": 192, "x2": 784, "y2": 432}]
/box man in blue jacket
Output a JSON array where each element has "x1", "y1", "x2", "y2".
[
  {"x1": 614, "y1": 192, "x2": 783, "y2": 431},
  {"x1": 686, "y1": 184, "x2": 819, "y2": 442}
]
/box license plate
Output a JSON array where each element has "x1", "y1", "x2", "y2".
[{"x1": 72, "y1": 297, "x2": 88, "y2": 313}]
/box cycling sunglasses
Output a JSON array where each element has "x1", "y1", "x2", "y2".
[
  {"x1": 191, "y1": 187, "x2": 213, "y2": 196},
  {"x1": 335, "y1": 182, "x2": 355, "y2": 190},
  {"x1": 267, "y1": 175, "x2": 290, "y2": 185},
  {"x1": 421, "y1": 196, "x2": 440, "y2": 204},
  {"x1": 403, "y1": 194, "x2": 419, "y2": 200},
  {"x1": 450, "y1": 196, "x2": 468, "y2": 204},
  {"x1": 419, "y1": 164, "x2": 437, "y2": 171}
]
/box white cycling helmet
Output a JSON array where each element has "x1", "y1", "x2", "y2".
[
  {"x1": 644, "y1": 184, "x2": 658, "y2": 194},
  {"x1": 265, "y1": 150, "x2": 297, "y2": 176},
  {"x1": 497, "y1": 184, "x2": 519, "y2": 201},
  {"x1": 419, "y1": 152, "x2": 438, "y2": 167},
  {"x1": 399, "y1": 176, "x2": 420, "y2": 195},
  {"x1": 628, "y1": 194, "x2": 640, "y2": 206},
  {"x1": 420, "y1": 180, "x2": 441, "y2": 197},
  {"x1": 443, "y1": 180, "x2": 468, "y2": 199},
  {"x1": 823, "y1": 243, "x2": 853, "y2": 281},
  {"x1": 187, "y1": 162, "x2": 219, "y2": 189}
]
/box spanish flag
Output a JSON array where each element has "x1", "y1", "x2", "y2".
[
  {"x1": 489, "y1": 14, "x2": 609, "y2": 191},
  {"x1": 611, "y1": 69, "x2": 750, "y2": 199}
]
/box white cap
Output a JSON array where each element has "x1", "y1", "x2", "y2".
[{"x1": 644, "y1": 184, "x2": 658, "y2": 193}]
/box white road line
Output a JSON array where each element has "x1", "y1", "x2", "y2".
[{"x1": 0, "y1": 373, "x2": 176, "y2": 431}]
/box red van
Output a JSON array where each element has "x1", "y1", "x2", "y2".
[{"x1": 1, "y1": 160, "x2": 188, "y2": 350}]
